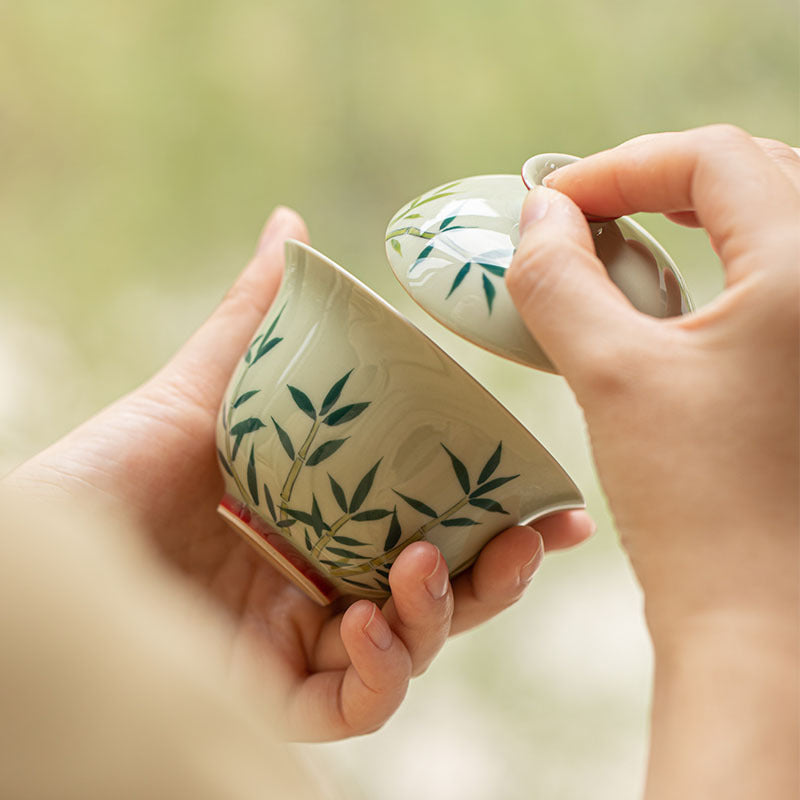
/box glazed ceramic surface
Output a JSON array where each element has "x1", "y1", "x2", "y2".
[
  {"x1": 385, "y1": 158, "x2": 693, "y2": 371},
  {"x1": 216, "y1": 241, "x2": 583, "y2": 605}
]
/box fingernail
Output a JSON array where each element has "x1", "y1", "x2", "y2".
[
  {"x1": 424, "y1": 550, "x2": 449, "y2": 600},
  {"x1": 518, "y1": 531, "x2": 544, "y2": 585},
  {"x1": 364, "y1": 603, "x2": 393, "y2": 650},
  {"x1": 520, "y1": 186, "x2": 552, "y2": 233}
]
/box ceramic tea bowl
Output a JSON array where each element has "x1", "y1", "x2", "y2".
[
  {"x1": 385, "y1": 154, "x2": 693, "y2": 371},
  {"x1": 216, "y1": 240, "x2": 583, "y2": 605}
]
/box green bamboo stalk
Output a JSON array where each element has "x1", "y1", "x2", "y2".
[
  {"x1": 311, "y1": 512, "x2": 352, "y2": 558},
  {"x1": 330, "y1": 495, "x2": 470, "y2": 577},
  {"x1": 278, "y1": 417, "x2": 322, "y2": 518}
]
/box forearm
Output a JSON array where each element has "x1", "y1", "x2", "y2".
[{"x1": 645, "y1": 614, "x2": 799, "y2": 800}]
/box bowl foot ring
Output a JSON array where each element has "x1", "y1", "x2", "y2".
[{"x1": 217, "y1": 494, "x2": 337, "y2": 606}]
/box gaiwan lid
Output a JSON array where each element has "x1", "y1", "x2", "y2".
[{"x1": 385, "y1": 153, "x2": 693, "y2": 372}]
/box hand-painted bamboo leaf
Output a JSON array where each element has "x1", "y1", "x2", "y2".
[
  {"x1": 233, "y1": 389, "x2": 260, "y2": 409},
  {"x1": 471, "y1": 474, "x2": 519, "y2": 498},
  {"x1": 439, "y1": 215, "x2": 457, "y2": 230},
  {"x1": 375, "y1": 579, "x2": 391, "y2": 593},
  {"x1": 383, "y1": 508, "x2": 402, "y2": 550},
  {"x1": 306, "y1": 438, "x2": 348, "y2": 466},
  {"x1": 328, "y1": 547, "x2": 369, "y2": 560},
  {"x1": 404, "y1": 213, "x2": 422, "y2": 219},
  {"x1": 324, "y1": 402, "x2": 370, "y2": 426},
  {"x1": 332, "y1": 536, "x2": 367, "y2": 547},
  {"x1": 285, "y1": 507, "x2": 315, "y2": 525},
  {"x1": 391, "y1": 239, "x2": 402, "y2": 254},
  {"x1": 440, "y1": 517, "x2": 480, "y2": 527},
  {"x1": 230, "y1": 417, "x2": 265, "y2": 460},
  {"x1": 479, "y1": 262, "x2": 507, "y2": 277},
  {"x1": 441, "y1": 444, "x2": 470, "y2": 494},
  {"x1": 276, "y1": 519, "x2": 297, "y2": 527},
  {"x1": 262, "y1": 303, "x2": 286, "y2": 341},
  {"x1": 263, "y1": 483, "x2": 276, "y2": 520},
  {"x1": 394, "y1": 490, "x2": 438, "y2": 518},
  {"x1": 320, "y1": 370, "x2": 353, "y2": 415},
  {"x1": 304, "y1": 529, "x2": 312, "y2": 550},
  {"x1": 230, "y1": 417, "x2": 266, "y2": 436},
  {"x1": 328, "y1": 474, "x2": 348, "y2": 513},
  {"x1": 410, "y1": 244, "x2": 434, "y2": 272},
  {"x1": 251, "y1": 336, "x2": 283, "y2": 365},
  {"x1": 482, "y1": 273, "x2": 497, "y2": 313},
  {"x1": 271, "y1": 418, "x2": 295, "y2": 460},
  {"x1": 288, "y1": 385, "x2": 316, "y2": 419},
  {"x1": 310, "y1": 495, "x2": 326, "y2": 537},
  {"x1": 216, "y1": 449, "x2": 234, "y2": 477},
  {"x1": 446, "y1": 262, "x2": 471, "y2": 299},
  {"x1": 352, "y1": 509, "x2": 392, "y2": 522},
  {"x1": 349, "y1": 460, "x2": 381, "y2": 512},
  {"x1": 478, "y1": 443, "x2": 502, "y2": 484},
  {"x1": 376, "y1": 565, "x2": 391, "y2": 579},
  {"x1": 244, "y1": 334, "x2": 262, "y2": 363},
  {"x1": 469, "y1": 497, "x2": 509, "y2": 514},
  {"x1": 247, "y1": 445, "x2": 259, "y2": 504}
]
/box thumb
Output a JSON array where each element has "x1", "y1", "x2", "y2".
[
  {"x1": 148, "y1": 206, "x2": 309, "y2": 413},
  {"x1": 505, "y1": 186, "x2": 648, "y2": 383}
]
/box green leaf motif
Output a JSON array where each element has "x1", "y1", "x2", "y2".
[
  {"x1": 446, "y1": 262, "x2": 471, "y2": 299},
  {"x1": 320, "y1": 370, "x2": 353, "y2": 416},
  {"x1": 310, "y1": 496, "x2": 326, "y2": 537},
  {"x1": 324, "y1": 402, "x2": 370, "y2": 426},
  {"x1": 251, "y1": 336, "x2": 283, "y2": 366},
  {"x1": 410, "y1": 244, "x2": 434, "y2": 272},
  {"x1": 478, "y1": 443, "x2": 502, "y2": 485},
  {"x1": 384, "y1": 509, "x2": 402, "y2": 550},
  {"x1": 244, "y1": 334, "x2": 263, "y2": 364},
  {"x1": 440, "y1": 517, "x2": 480, "y2": 527},
  {"x1": 306, "y1": 438, "x2": 348, "y2": 466},
  {"x1": 394, "y1": 490, "x2": 438, "y2": 518},
  {"x1": 375, "y1": 579, "x2": 391, "y2": 593},
  {"x1": 230, "y1": 417, "x2": 266, "y2": 436},
  {"x1": 233, "y1": 390, "x2": 260, "y2": 409},
  {"x1": 288, "y1": 386, "x2": 316, "y2": 419},
  {"x1": 230, "y1": 417, "x2": 266, "y2": 459},
  {"x1": 442, "y1": 444, "x2": 470, "y2": 494},
  {"x1": 217, "y1": 449, "x2": 234, "y2": 477},
  {"x1": 328, "y1": 547, "x2": 369, "y2": 560},
  {"x1": 471, "y1": 474, "x2": 519, "y2": 498},
  {"x1": 247, "y1": 445, "x2": 259, "y2": 504},
  {"x1": 469, "y1": 497, "x2": 509, "y2": 514},
  {"x1": 391, "y1": 239, "x2": 402, "y2": 254},
  {"x1": 305, "y1": 529, "x2": 312, "y2": 550},
  {"x1": 276, "y1": 519, "x2": 296, "y2": 528},
  {"x1": 285, "y1": 507, "x2": 315, "y2": 525},
  {"x1": 352, "y1": 509, "x2": 392, "y2": 522},
  {"x1": 272, "y1": 418, "x2": 295, "y2": 460},
  {"x1": 350, "y1": 460, "x2": 381, "y2": 512},
  {"x1": 332, "y1": 536, "x2": 367, "y2": 547},
  {"x1": 263, "y1": 483, "x2": 276, "y2": 520},
  {"x1": 262, "y1": 303, "x2": 286, "y2": 341},
  {"x1": 479, "y1": 262, "x2": 507, "y2": 277},
  {"x1": 439, "y1": 215, "x2": 457, "y2": 230},
  {"x1": 328, "y1": 474, "x2": 348, "y2": 513},
  {"x1": 482, "y1": 273, "x2": 497, "y2": 313}
]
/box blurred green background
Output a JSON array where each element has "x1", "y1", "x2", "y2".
[{"x1": 1, "y1": 1, "x2": 797, "y2": 798}]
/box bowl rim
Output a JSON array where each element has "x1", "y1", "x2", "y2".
[{"x1": 283, "y1": 238, "x2": 583, "y2": 513}]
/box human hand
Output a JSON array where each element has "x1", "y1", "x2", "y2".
[
  {"x1": 507, "y1": 126, "x2": 799, "y2": 634},
  {"x1": 4, "y1": 207, "x2": 594, "y2": 741}
]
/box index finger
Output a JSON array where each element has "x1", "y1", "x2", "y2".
[{"x1": 544, "y1": 126, "x2": 799, "y2": 279}]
